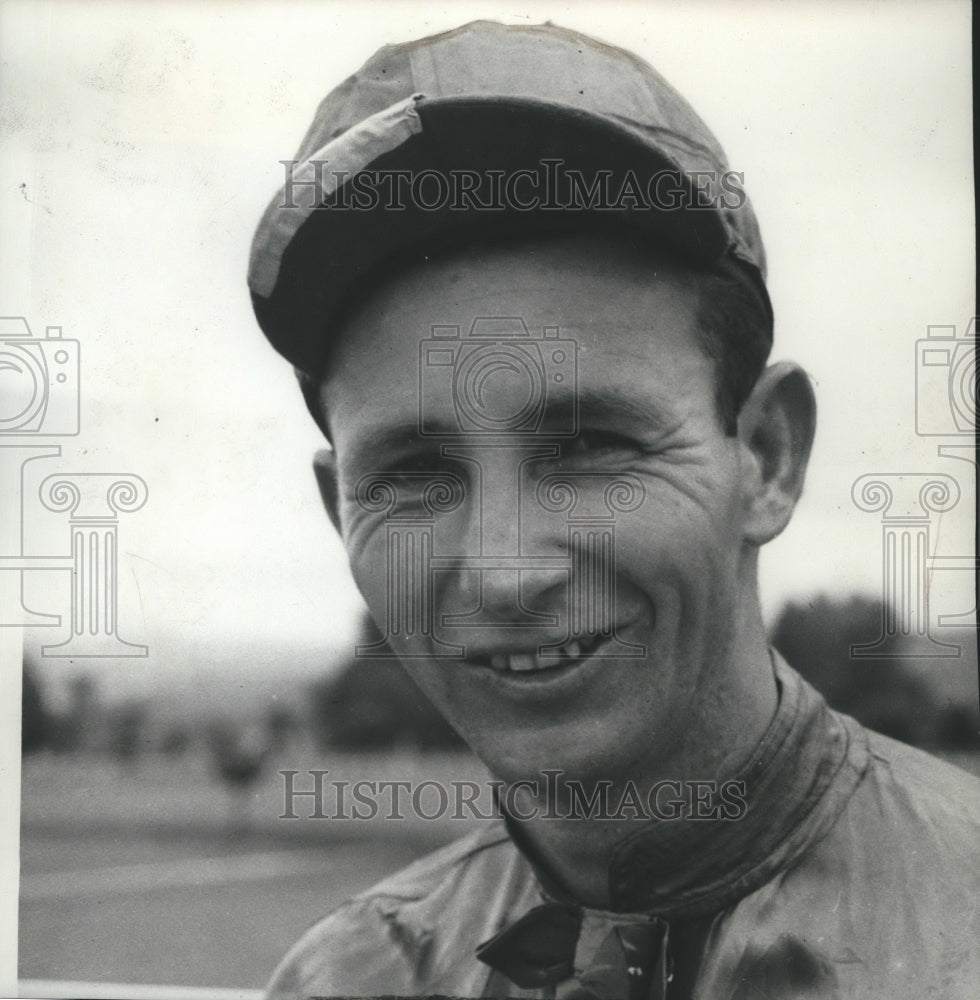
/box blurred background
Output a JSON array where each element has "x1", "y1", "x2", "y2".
[
  {"x1": 16, "y1": 608, "x2": 980, "y2": 989},
  {"x1": 1, "y1": 0, "x2": 975, "y2": 994}
]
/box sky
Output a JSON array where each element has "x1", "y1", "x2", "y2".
[{"x1": 0, "y1": 0, "x2": 974, "y2": 985}]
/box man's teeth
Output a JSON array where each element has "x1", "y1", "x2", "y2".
[
  {"x1": 486, "y1": 639, "x2": 592, "y2": 673},
  {"x1": 509, "y1": 653, "x2": 537, "y2": 672}
]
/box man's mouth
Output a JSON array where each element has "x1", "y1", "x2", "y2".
[{"x1": 474, "y1": 633, "x2": 606, "y2": 674}]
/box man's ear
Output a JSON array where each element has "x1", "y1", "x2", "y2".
[
  {"x1": 737, "y1": 362, "x2": 816, "y2": 546},
  {"x1": 313, "y1": 448, "x2": 343, "y2": 535}
]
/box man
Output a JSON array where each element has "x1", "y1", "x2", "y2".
[{"x1": 248, "y1": 21, "x2": 980, "y2": 999}]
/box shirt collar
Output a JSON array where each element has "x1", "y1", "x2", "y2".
[{"x1": 507, "y1": 651, "x2": 870, "y2": 920}]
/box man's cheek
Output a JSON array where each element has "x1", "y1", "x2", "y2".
[{"x1": 344, "y1": 524, "x2": 390, "y2": 607}]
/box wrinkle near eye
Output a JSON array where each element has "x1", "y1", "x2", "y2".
[{"x1": 594, "y1": 432, "x2": 731, "y2": 509}]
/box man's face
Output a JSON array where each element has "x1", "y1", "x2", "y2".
[{"x1": 321, "y1": 232, "x2": 757, "y2": 784}]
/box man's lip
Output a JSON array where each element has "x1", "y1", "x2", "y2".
[
  {"x1": 464, "y1": 634, "x2": 624, "y2": 698},
  {"x1": 453, "y1": 622, "x2": 644, "y2": 689}
]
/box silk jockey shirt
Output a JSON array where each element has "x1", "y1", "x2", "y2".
[{"x1": 266, "y1": 653, "x2": 980, "y2": 998}]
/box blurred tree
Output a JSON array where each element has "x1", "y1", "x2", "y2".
[
  {"x1": 208, "y1": 718, "x2": 272, "y2": 833},
  {"x1": 107, "y1": 700, "x2": 149, "y2": 766},
  {"x1": 934, "y1": 705, "x2": 980, "y2": 750},
  {"x1": 159, "y1": 724, "x2": 191, "y2": 757},
  {"x1": 209, "y1": 719, "x2": 269, "y2": 783},
  {"x1": 772, "y1": 595, "x2": 939, "y2": 746},
  {"x1": 22, "y1": 658, "x2": 48, "y2": 753},
  {"x1": 266, "y1": 702, "x2": 297, "y2": 751},
  {"x1": 46, "y1": 673, "x2": 99, "y2": 753},
  {"x1": 311, "y1": 614, "x2": 465, "y2": 751}
]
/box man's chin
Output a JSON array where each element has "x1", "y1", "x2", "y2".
[{"x1": 458, "y1": 706, "x2": 665, "y2": 791}]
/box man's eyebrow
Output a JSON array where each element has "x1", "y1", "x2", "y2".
[{"x1": 343, "y1": 422, "x2": 446, "y2": 471}]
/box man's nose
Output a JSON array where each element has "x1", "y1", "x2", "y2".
[{"x1": 432, "y1": 442, "x2": 568, "y2": 632}]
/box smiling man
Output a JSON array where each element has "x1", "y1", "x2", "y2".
[{"x1": 248, "y1": 21, "x2": 980, "y2": 1000}]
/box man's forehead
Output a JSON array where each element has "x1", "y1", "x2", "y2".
[{"x1": 321, "y1": 231, "x2": 702, "y2": 379}]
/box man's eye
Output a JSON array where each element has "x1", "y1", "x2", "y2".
[{"x1": 564, "y1": 430, "x2": 636, "y2": 456}]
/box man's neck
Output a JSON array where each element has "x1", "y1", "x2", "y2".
[{"x1": 503, "y1": 619, "x2": 779, "y2": 910}]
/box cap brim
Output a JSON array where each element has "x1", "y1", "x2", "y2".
[{"x1": 252, "y1": 96, "x2": 735, "y2": 376}]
